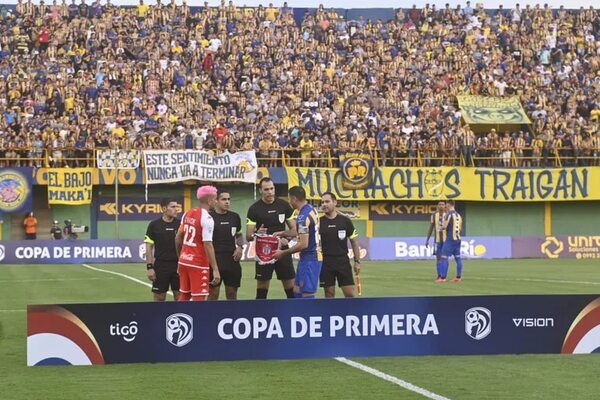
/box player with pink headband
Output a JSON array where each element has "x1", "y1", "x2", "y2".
[{"x1": 175, "y1": 185, "x2": 221, "y2": 301}]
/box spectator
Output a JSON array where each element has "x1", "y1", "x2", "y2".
[
  {"x1": 24, "y1": 212, "x2": 37, "y2": 240},
  {"x1": 0, "y1": 2, "x2": 597, "y2": 169}
]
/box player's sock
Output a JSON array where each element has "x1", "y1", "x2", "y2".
[
  {"x1": 456, "y1": 257, "x2": 463, "y2": 278},
  {"x1": 285, "y1": 288, "x2": 295, "y2": 298},
  {"x1": 301, "y1": 294, "x2": 315, "y2": 299},
  {"x1": 179, "y1": 292, "x2": 191, "y2": 301},
  {"x1": 439, "y1": 258, "x2": 449, "y2": 278},
  {"x1": 256, "y1": 288, "x2": 268, "y2": 299},
  {"x1": 293, "y1": 291, "x2": 303, "y2": 298},
  {"x1": 436, "y1": 261, "x2": 442, "y2": 278}
]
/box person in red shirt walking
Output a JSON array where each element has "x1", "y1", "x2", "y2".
[{"x1": 175, "y1": 185, "x2": 221, "y2": 301}]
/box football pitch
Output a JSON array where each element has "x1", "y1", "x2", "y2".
[{"x1": 2, "y1": 259, "x2": 600, "y2": 400}]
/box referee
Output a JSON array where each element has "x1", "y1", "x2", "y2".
[
  {"x1": 246, "y1": 177, "x2": 296, "y2": 299},
  {"x1": 319, "y1": 192, "x2": 361, "y2": 298},
  {"x1": 144, "y1": 198, "x2": 181, "y2": 301},
  {"x1": 209, "y1": 190, "x2": 245, "y2": 300}
]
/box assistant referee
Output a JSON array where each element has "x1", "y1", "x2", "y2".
[
  {"x1": 209, "y1": 190, "x2": 245, "y2": 300},
  {"x1": 319, "y1": 192, "x2": 361, "y2": 298},
  {"x1": 144, "y1": 198, "x2": 181, "y2": 301}
]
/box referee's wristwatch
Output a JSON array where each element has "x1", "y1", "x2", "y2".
[{"x1": 146, "y1": 263, "x2": 154, "y2": 270}]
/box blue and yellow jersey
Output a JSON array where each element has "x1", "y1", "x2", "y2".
[
  {"x1": 431, "y1": 212, "x2": 445, "y2": 244},
  {"x1": 296, "y1": 203, "x2": 320, "y2": 260},
  {"x1": 444, "y1": 210, "x2": 462, "y2": 242}
]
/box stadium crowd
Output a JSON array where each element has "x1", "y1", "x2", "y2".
[{"x1": 0, "y1": 0, "x2": 598, "y2": 169}]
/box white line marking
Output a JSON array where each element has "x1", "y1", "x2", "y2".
[
  {"x1": 0, "y1": 309, "x2": 26, "y2": 313},
  {"x1": 81, "y1": 264, "x2": 174, "y2": 298},
  {"x1": 0, "y1": 277, "x2": 115, "y2": 283},
  {"x1": 335, "y1": 357, "x2": 451, "y2": 400},
  {"x1": 466, "y1": 276, "x2": 600, "y2": 286}
]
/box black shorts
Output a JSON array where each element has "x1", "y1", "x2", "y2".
[
  {"x1": 255, "y1": 254, "x2": 295, "y2": 281},
  {"x1": 152, "y1": 261, "x2": 179, "y2": 294},
  {"x1": 210, "y1": 253, "x2": 242, "y2": 288},
  {"x1": 320, "y1": 255, "x2": 354, "y2": 288}
]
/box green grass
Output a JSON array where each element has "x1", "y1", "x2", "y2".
[{"x1": 2, "y1": 259, "x2": 600, "y2": 399}]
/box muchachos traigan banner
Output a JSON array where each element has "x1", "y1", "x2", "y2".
[
  {"x1": 143, "y1": 150, "x2": 258, "y2": 184},
  {"x1": 285, "y1": 167, "x2": 599, "y2": 202}
]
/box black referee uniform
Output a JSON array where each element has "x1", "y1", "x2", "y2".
[
  {"x1": 246, "y1": 198, "x2": 295, "y2": 281},
  {"x1": 144, "y1": 217, "x2": 180, "y2": 294},
  {"x1": 319, "y1": 213, "x2": 357, "y2": 287},
  {"x1": 210, "y1": 209, "x2": 243, "y2": 288}
]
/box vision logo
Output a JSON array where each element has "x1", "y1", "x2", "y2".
[
  {"x1": 465, "y1": 307, "x2": 492, "y2": 340},
  {"x1": 166, "y1": 313, "x2": 193, "y2": 347},
  {"x1": 541, "y1": 236, "x2": 564, "y2": 259}
]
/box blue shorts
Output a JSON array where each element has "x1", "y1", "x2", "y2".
[
  {"x1": 442, "y1": 240, "x2": 461, "y2": 258},
  {"x1": 295, "y1": 259, "x2": 322, "y2": 294},
  {"x1": 435, "y1": 242, "x2": 443, "y2": 256}
]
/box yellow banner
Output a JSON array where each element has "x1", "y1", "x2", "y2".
[
  {"x1": 457, "y1": 95, "x2": 532, "y2": 125},
  {"x1": 48, "y1": 168, "x2": 94, "y2": 205},
  {"x1": 286, "y1": 167, "x2": 599, "y2": 202}
]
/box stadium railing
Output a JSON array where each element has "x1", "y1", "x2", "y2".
[{"x1": 1, "y1": 147, "x2": 598, "y2": 169}]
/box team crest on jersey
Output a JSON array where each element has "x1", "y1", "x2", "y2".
[
  {"x1": 231, "y1": 227, "x2": 237, "y2": 237},
  {"x1": 338, "y1": 230, "x2": 346, "y2": 240},
  {"x1": 278, "y1": 214, "x2": 285, "y2": 223}
]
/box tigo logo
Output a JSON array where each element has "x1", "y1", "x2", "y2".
[{"x1": 109, "y1": 321, "x2": 138, "y2": 342}]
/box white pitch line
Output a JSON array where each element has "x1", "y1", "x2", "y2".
[
  {"x1": 335, "y1": 357, "x2": 451, "y2": 400},
  {"x1": 466, "y1": 276, "x2": 600, "y2": 286},
  {"x1": 0, "y1": 309, "x2": 26, "y2": 313},
  {"x1": 81, "y1": 263, "x2": 174, "y2": 298},
  {"x1": 0, "y1": 277, "x2": 115, "y2": 283}
]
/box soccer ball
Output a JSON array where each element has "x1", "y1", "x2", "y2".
[
  {"x1": 466, "y1": 311, "x2": 480, "y2": 325},
  {"x1": 167, "y1": 317, "x2": 181, "y2": 331}
]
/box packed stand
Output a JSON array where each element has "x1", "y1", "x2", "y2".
[{"x1": 0, "y1": 1, "x2": 598, "y2": 168}]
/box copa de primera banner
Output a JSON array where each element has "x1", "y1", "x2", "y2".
[
  {"x1": 285, "y1": 167, "x2": 600, "y2": 202},
  {"x1": 47, "y1": 168, "x2": 94, "y2": 205},
  {"x1": 143, "y1": 150, "x2": 258, "y2": 184},
  {"x1": 27, "y1": 295, "x2": 600, "y2": 365},
  {"x1": 456, "y1": 95, "x2": 532, "y2": 125}
]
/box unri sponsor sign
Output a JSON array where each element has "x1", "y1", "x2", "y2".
[{"x1": 513, "y1": 236, "x2": 600, "y2": 259}]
